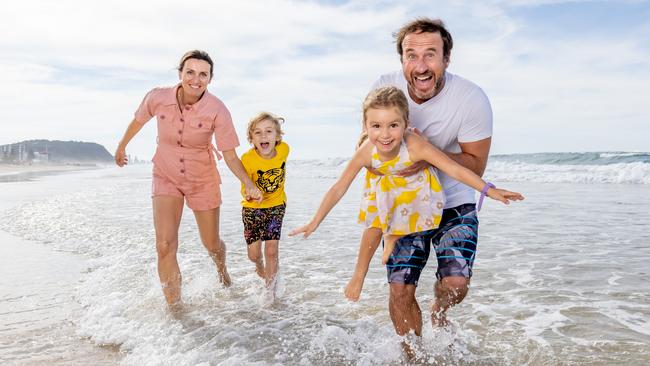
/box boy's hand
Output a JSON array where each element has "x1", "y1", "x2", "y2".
[
  {"x1": 245, "y1": 185, "x2": 263, "y2": 203},
  {"x1": 289, "y1": 222, "x2": 317, "y2": 238}
]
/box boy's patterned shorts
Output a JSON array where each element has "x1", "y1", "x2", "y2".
[{"x1": 242, "y1": 204, "x2": 286, "y2": 245}]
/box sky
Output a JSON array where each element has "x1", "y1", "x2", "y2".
[{"x1": 1, "y1": 0, "x2": 648, "y2": 159}]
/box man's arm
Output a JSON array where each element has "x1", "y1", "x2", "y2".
[{"x1": 446, "y1": 137, "x2": 491, "y2": 177}]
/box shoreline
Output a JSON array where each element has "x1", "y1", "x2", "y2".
[{"x1": 0, "y1": 163, "x2": 105, "y2": 182}]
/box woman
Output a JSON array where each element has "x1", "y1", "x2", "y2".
[{"x1": 115, "y1": 50, "x2": 261, "y2": 306}]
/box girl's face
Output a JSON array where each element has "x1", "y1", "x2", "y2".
[
  {"x1": 251, "y1": 119, "x2": 279, "y2": 158},
  {"x1": 178, "y1": 58, "x2": 211, "y2": 101},
  {"x1": 364, "y1": 106, "x2": 407, "y2": 157}
]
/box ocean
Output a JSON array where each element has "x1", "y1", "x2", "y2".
[{"x1": 1, "y1": 152, "x2": 649, "y2": 365}]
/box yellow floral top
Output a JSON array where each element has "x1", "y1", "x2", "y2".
[{"x1": 358, "y1": 142, "x2": 445, "y2": 235}]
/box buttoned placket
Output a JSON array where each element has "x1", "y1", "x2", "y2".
[{"x1": 177, "y1": 104, "x2": 192, "y2": 175}]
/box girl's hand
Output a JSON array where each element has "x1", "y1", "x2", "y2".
[
  {"x1": 115, "y1": 146, "x2": 128, "y2": 167},
  {"x1": 487, "y1": 188, "x2": 525, "y2": 204},
  {"x1": 245, "y1": 185, "x2": 263, "y2": 203},
  {"x1": 289, "y1": 222, "x2": 318, "y2": 238}
]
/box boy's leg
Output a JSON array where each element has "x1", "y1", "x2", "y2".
[
  {"x1": 247, "y1": 240, "x2": 265, "y2": 279},
  {"x1": 345, "y1": 227, "x2": 382, "y2": 301},
  {"x1": 263, "y1": 240, "x2": 279, "y2": 287},
  {"x1": 261, "y1": 204, "x2": 285, "y2": 290}
]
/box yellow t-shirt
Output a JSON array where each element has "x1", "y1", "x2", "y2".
[{"x1": 241, "y1": 141, "x2": 289, "y2": 208}]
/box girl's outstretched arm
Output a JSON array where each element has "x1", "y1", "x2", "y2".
[
  {"x1": 290, "y1": 142, "x2": 372, "y2": 238},
  {"x1": 405, "y1": 132, "x2": 524, "y2": 204}
]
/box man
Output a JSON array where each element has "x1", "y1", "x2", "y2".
[{"x1": 360, "y1": 17, "x2": 493, "y2": 338}]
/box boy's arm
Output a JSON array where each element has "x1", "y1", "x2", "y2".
[{"x1": 290, "y1": 144, "x2": 370, "y2": 238}]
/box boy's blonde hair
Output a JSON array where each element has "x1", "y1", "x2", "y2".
[
  {"x1": 246, "y1": 112, "x2": 285, "y2": 145},
  {"x1": 358, "y1": 86, "x2": 409, "y2": 147}
]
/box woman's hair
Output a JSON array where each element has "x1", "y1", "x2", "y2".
[
  {"x1": 246, "y1": 112, "x2": 285, "y2": 145},
  {"x1": 177, "y1": 50, "x2": 214, "y2": 79},
  {"x1": 358, "y1": 86, "x2": 409, "y2": 148}
]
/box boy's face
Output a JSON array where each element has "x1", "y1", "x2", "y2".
[{"x1": 251, "y1": 119, "x2": 279, "y2": 158}]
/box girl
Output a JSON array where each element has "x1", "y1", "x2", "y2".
[
  {"x1": 240, "y1": 112, "x2": 289, "y2": 294},
  {"x1": 115, "y1": 50, "x2": 262, "y2": 306},
  {"x1": 290, "y1": 86, "x2": 522, "y2": 273}
]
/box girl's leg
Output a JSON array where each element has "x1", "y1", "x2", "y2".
[
  {"x1": 152, "y1": 196, "x2": 185, "y2": 305},
  {"x1": 345, "y1": 227, "x2": 383, "y2": 301},
  {"x1": 382, "y1": 234, "x2": 403, "y2": 265},
  {"x1": 193, "y1": 207, "x2": 231, "y2": 287},
  {"x1": 264, "y1": 240, "x2": 279, "y2": 288},
  {"x1": 246, "y1": 240, "x2": 265, "y2": 279}
]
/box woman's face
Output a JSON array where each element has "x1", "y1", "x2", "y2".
[{"x1": 178, "y1": 58, "x2": 211, "y2": 100}]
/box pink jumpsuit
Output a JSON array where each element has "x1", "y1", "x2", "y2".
[{"x1": 134, "y1": 84, "x2": 239, "y2": 210}]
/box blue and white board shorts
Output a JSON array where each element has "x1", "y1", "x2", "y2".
[{"x1": 386, "y1": 204, "x2": 479, "y2": 286}]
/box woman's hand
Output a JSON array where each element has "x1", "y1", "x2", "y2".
[
  {"x1": 244, "y1": 184, "x2": 263, "y2": 203},
  {"x1": 115, "y1": 146, "x2": 128, "y2": 167}
]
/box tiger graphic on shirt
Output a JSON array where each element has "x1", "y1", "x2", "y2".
[{"x1": 256, "y1": 162, "x2": 285, "y2": 194}]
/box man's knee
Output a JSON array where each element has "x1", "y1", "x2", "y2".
[
  {"x1": 438, "y1": 276, "x2": 470, "y2": 298},
  {"x1": 390, "y1": 284, "x2": 417, "y2": 306}
]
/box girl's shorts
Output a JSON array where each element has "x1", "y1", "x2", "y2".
[{"x1": 242, "y1": 204, "x2": 286, "y2": 244}]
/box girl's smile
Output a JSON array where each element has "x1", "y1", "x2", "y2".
[{"x1": 364, "y1": 106, "x2": 407, "y2": 160}]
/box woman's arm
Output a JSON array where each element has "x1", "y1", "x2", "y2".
[
  {"x1": 290, "y1": 143, "x2": 371, "y2": 238},
  {"x1": 115, "y1": 118, "x2": 145, "y2": 167},
  {"x1": 222, "y1": 149, "x2": 262, "y2": 202}
]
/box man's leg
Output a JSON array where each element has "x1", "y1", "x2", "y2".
[
  {"x1": 389, "y1": 283, "x2": 422, "y2": 336},
  {"x1": 430, "y1": 204, "x2": 478, "y2": 327},
  {"x1": 431, "y1": 276, "x2": 469, "y2": 327}
]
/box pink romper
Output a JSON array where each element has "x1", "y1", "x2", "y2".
[{"x1": 134, "y1": 84, "x2": 239, "y2": 210}]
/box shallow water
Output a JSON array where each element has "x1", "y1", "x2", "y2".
[{"x1": 1, "y1": 163, "x2": 649, "y2": 365}]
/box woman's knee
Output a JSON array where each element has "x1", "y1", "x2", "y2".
[{"x1": 156, "y1": 238, "x2": 178, "y2": 259}]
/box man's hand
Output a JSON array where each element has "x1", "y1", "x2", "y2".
[{"x1": 396, "y1": 160, "x2": 429, "y2": 177}]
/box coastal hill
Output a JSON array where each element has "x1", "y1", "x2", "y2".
[{"x1": 0, "y1": 140, "x2": 113, "y2": 164}]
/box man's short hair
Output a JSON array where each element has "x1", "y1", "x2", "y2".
[{"x1": 394, "y1": 18, "x2": 453, "y2": 62}]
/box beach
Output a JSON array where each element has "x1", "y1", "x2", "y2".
[{"x1": 1, "y1": 154, "x2": 649, "y2": 365}]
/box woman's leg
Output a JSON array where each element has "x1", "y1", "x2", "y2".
[
  {"x1": 152, "y1": 196, "x2": 185, "y2": 305},
  {"x1": 193, "y1": 208, "x2": 231, "y2": 287}
]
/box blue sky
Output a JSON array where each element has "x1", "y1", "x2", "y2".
[{"x1": 1, "y1": 0, "x2": 648, "y2": 159}]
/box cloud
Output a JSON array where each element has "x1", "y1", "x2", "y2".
[{"x1": 1, "y1": 0, "x2": 648, "y2": 159}]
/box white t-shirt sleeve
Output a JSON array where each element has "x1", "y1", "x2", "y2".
[{"x1": 458, "y1": 87, "x2": 493, "y2": 143}]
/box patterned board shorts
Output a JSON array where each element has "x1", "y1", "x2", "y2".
[
  {"x1": 242, "y1": 204, "x2": 286, "y2": 245},
  {"x1": 386, "y1": 204, "x2": 479, "y2": 286}
]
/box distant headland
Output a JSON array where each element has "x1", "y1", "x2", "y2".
[{"x1": 0, "y1": 140, "x2": 113, "y2": 165}]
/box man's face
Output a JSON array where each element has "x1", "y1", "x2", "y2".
[{"x1": 401, "y1": 31, "x2": 449, "y2": 104}]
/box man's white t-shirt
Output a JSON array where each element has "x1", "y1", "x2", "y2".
[{"x1": 373, "y1": 71, "x2": 493, "y2": 208}]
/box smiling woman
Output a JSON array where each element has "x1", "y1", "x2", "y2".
[{"x1": 113, "y1": 50, "x2": 263, "y2": 308}]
